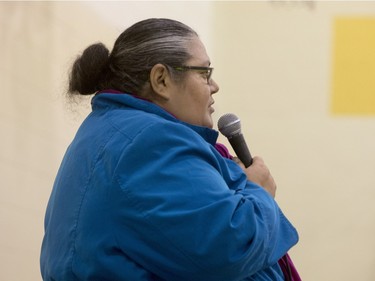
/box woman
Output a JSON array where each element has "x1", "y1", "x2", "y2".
[{"x1": 40, "y1": 18, "x2": 300, "y2": 280}]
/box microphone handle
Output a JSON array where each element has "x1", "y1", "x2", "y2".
[{"x1": 228, "y1": 134, "x2": 253, "y2": 168}]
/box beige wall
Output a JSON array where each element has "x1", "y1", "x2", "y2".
[{"x1": 1, "y1": 1, "x2": 374, "y2": 280}]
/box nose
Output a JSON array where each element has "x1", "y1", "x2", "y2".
[{"x1": 210, "y1": 78, "x2": 220, "y2": 94}]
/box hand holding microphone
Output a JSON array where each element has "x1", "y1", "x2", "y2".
[{"x1": 218, "y1": 113, "x2": 276, "y2": 197}]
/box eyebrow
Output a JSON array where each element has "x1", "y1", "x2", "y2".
[{"x1": 186, "y1": 59, "x2": 211, "y2": 67}]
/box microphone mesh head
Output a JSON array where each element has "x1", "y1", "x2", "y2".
[{"x1": 217, "y1": 113, "x2": 241, "y2": 137}]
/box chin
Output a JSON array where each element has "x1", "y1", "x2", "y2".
[
  {"x1": 189, "y1": 115, "x2": 213, "y2": 128},
  {"x1": 203, "y1": 117, "x2": 214, "y2": 129}
]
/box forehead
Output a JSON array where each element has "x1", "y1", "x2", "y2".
[{"x1": 186, "y1": 37, "x2": 211, "y2": 65}]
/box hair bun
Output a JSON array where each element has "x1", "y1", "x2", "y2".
[{"x1": 68, "y1": 42, "x2": 109, "y2": 95}]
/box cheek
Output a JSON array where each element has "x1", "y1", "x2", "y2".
[
  {"x1": 201, "y1": 91, "x2": 211, "y2": 109},
  {"x1": 192, "y1": 94, "x2": 209, "y2": 114},
  {"x1": 179, "y1": 79, "x2": 211, "y2": 119}
]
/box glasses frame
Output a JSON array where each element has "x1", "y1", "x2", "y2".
[{"x1": 171, "y1": 65, "x2": 214, "y2": 84}]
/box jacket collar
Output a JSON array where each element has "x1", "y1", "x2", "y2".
[{"x1": 92, "y1": 91, "x2": 219, "y2": 146}]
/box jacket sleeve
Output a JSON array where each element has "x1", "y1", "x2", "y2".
[{"x1": 113, "y1": 121, "x2": 298, "y2": 281}]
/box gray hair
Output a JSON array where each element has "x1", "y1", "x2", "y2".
[{"x1": 68, "y1": 18, "x2": 198, "y2": 96}]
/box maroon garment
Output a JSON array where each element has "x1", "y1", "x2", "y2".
[
  {"x1": 214, "y1": 143, "x2": 301, "y2": 281},
  {"x1": 278, "y1": 253, "x2": 301, "y2": 281}
]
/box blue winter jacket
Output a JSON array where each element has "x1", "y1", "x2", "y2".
[{"x1": 40, "y1": 92, "x2": 299, "y2": 281}]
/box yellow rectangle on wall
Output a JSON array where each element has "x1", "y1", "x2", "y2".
[{"x1": 332, "y1": 17, "x2": 375, "y2": 115}]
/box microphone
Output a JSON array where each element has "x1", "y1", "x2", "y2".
[{"x1": 217, "y1": 113, "x2": 253, "y2": 167}]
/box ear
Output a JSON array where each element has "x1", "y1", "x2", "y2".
[{"x1": 149, "y1": 64, "x2": 172, "y2": 100}]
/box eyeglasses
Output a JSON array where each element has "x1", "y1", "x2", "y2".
[{"x1": 171, "y1": 65, "x2": 214, "y2": 84}]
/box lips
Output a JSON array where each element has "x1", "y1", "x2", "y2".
[{"x1": 209, "y1": 101, "x2": 215, "y2": 113}]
